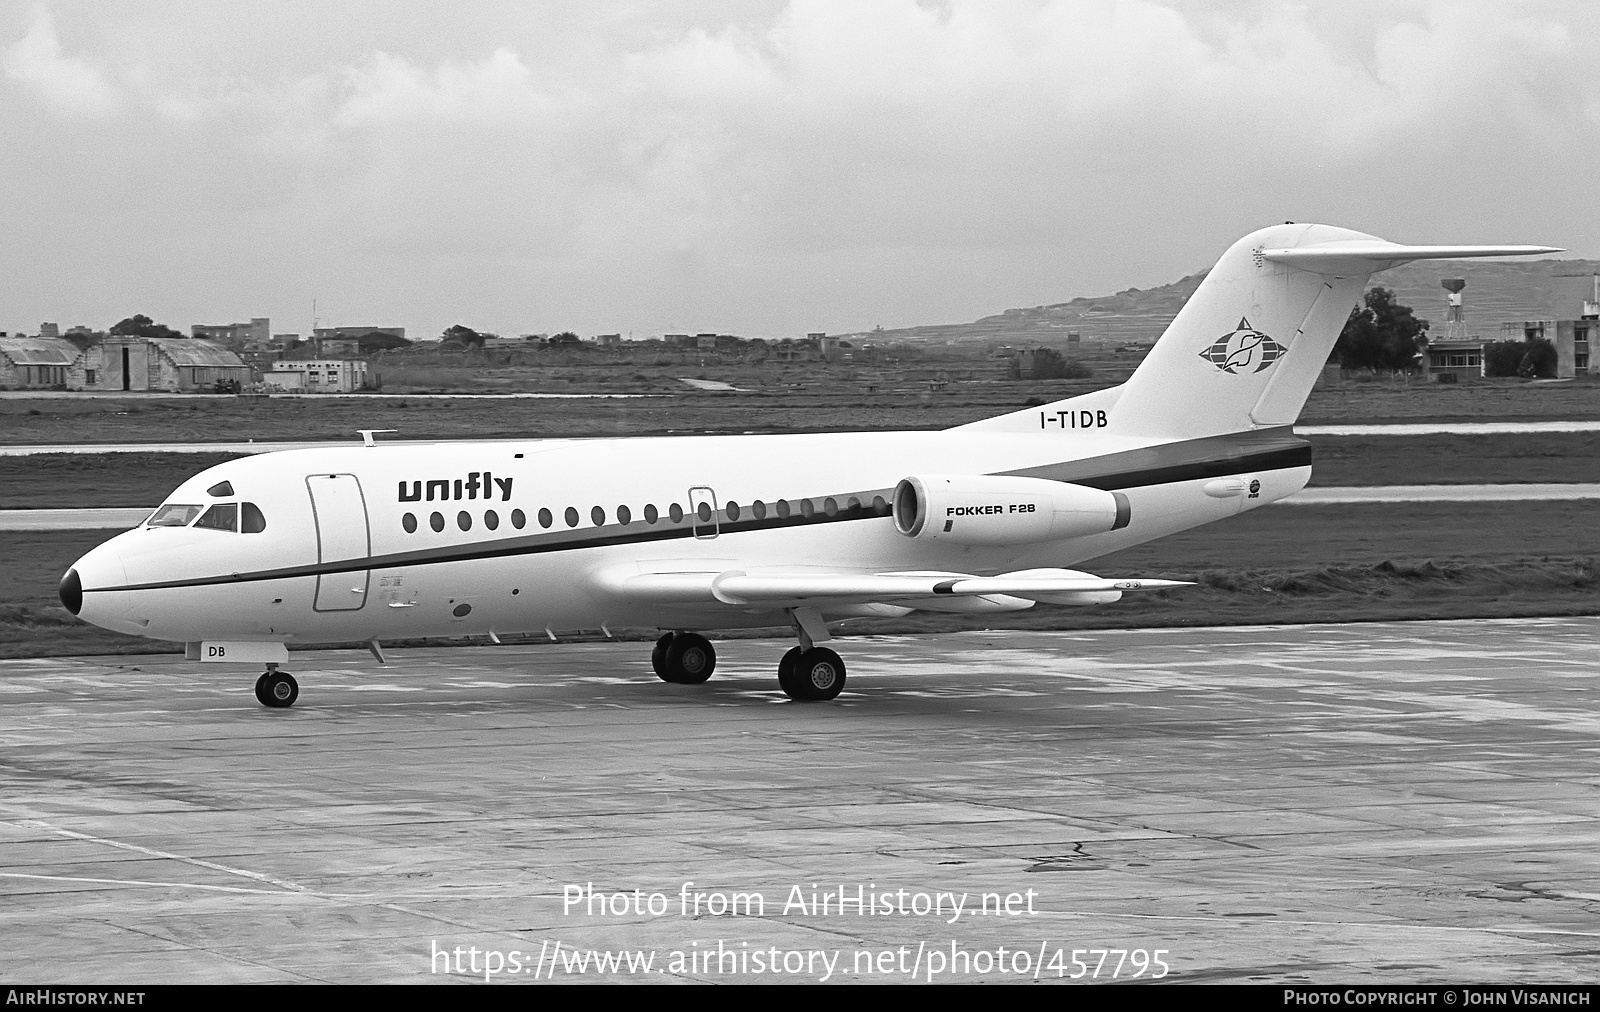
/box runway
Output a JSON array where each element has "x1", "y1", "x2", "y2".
[{"x1": 1, "y1": 620, "x2": 1597, "y2": 983}]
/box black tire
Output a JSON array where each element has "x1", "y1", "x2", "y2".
[
  {"x1": 261, "y1": 671, "x2": 298, "y2": 708},
  {"x1": 651, "y1": 632, "x2": 675, "y2": 681},
  {"x1": 777, "y1": 646, "x2": 804, "y2": 699},
  {"x1": 793, "y1": 648, "x2": 845, "y2": 701},
  {"x1": 254, "y1": 672, "x2": 270, "y2": 706},
  {"x1": 664, "y1": 633, "x2": 715, "y2": 684}
]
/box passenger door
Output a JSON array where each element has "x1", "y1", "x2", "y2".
[{"x1": 306, "y1": 473, "x2": 371, "y2": 611}]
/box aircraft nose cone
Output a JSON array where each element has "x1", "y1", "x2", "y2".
[{"x1": 59, "y1": 568, "x2": 83, "y2": 615}]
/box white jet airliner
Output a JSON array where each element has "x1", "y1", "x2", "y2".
[{"x1": 59, "y1": 223, "x2": 1556, "y2": 707}]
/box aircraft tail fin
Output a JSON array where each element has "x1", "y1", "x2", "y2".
[
  {"x1": 962, "y1": 224, "x2": 1558, "y2": 437},
  {"x1": 1108, "y1": 224, "x2": 1558, "y2": 438}
]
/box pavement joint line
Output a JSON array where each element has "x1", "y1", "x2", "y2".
[
  {"x1": 0, "y1": 872, "x2": 293, "y2": 894},
  {"x1": 3, "y1": 816, "x2": 311, "y2": 893}
]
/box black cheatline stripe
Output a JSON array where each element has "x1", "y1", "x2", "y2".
[{"x1": 88, "y1": 432, "x2": 1311, "y2": 594}]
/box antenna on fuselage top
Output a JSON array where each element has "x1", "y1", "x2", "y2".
[{"x1": 358, "y1": 429, "x2": 397, "y2": 447}]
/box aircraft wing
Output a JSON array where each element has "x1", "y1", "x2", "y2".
[{"x1": 592, "y1": 567, "x2": 1190, "y2": 609}]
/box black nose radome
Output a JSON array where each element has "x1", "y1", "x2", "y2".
[{"x1": 59, "y1": 568, "x2": 82, "y2": 615}]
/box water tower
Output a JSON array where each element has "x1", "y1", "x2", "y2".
[{"x1": 1441, "y1": 278, "x2": 1468, "y2": 341}]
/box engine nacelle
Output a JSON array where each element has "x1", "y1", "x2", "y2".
[{"x1": 892, "y1": 475, "x2": 1130, "y2": 546}]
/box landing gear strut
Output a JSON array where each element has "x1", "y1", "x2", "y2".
[
  {"x1": 777, "y1": 608, "x2": 846, "y2": 700},
  {"x1": 255, "y1": 665, "x2": 298, "y2": 708},
  {"x1": 652, "y1": 631, "x2": 716, "y2": 684}
]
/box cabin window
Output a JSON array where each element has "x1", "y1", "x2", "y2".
[
  {"x1": 242, "y1": 502, "x2": 267, "y2": 533},
  {"x1": 402, "y1": 512, "x2": 418, "y2": 534},
  {"x1": 644, "y1": 504, "x2": 658, "y2": 524},
  {"x1": 726, "y1": 501, "x2": 740, "y2": 521},
  {"x1": 617, "y1": 505, "x2": 632, "y2": 525},
  {"x1": 696, "y1": 502, "x2": 712, "y2": 522},
  {"x1": 669, "y1": 503, "x2": 684, "y2": 523},
  {"x1": 591, "y1": 506, "x2": 606, "y2": 526},
  {"x1": 538, "y1": 508, "x2": 552, "y2": 529},
  {"x1": 430, "y1": 512, "x2": 445, "y2": 532},
  {"x1": 457, "y1": 511, "x2": 472, "y2": 531},
  {"x1": 484, "y1": 510, "x2": 499, "y2": 531},
  {"x1": 148, "y1": 504, "x2": 204, "y2": 527},
  {"x1": 800, "y1": 499, "x2": 815, "y2": 518},
  {"x1": 565, "y1": 507, "x2": 579, "y2": 528},
  {"x1": 511, "y1": 509, "x2": 526, "y2": 529},
  {"x1": 194, "y1": 503, "x2": 239, "y2": 532},
  {"x1": 776, "y1": 500, "x2": 791, "y2": 518},
  {"x1": 823, "y1": 497, "x2": 838, "y2": 516},
  {"x1": 752, "y1": 500, "x2": 766, "y2": 520}
]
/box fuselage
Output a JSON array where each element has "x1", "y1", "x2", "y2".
[{"x1": 64, "y1": 425, "x2": 1311, "y2": 645}]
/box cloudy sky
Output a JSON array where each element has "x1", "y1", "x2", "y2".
[{"x1": 3, "y1": 1, "x2": 1597, "y2": 341}]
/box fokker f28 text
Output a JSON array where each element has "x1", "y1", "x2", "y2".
[{"x1": 59, "y1": 224, "x2": 1557, "y2": 707}]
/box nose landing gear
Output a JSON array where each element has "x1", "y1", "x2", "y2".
[{"x1": 254, "y1": 665, "x2": 299, "y2": 708}]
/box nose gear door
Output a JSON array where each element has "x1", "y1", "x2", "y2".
[{"x1": 306, "y1": 473, "x2": 371, "y2": 611}]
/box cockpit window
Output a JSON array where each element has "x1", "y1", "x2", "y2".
[
  {"x1": 242, "y1": 502, "x2": 266, "y2": 533},
  {"x1": 148, "y1": 504, "x2": 204, "y2": 527},
  {"x1": 207, "y1": 481, "x2": 234, "y2": 497},
  {"x1": 194, "y1": 503, "x2": 239, "y2": 532}
]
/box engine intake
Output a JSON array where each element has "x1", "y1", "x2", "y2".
[{"x1": 893, "y1": 475, "x2": 1130, "y2": 546}]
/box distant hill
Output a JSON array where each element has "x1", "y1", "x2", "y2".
[{"x1": 853, "y1": 259, "x2": 1600, "y2": 347}]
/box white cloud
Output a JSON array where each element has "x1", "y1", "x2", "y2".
[
  {"x1": 2, "y1": 1, "x2": 1597, "y2": 338},
  {"x1": 2, "y1": 6, "x2": 118, "y2": 117}
]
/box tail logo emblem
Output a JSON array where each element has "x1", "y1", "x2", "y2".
[{"x1": 1199, "y1": 318, "x2": 1286, "y2": 374}]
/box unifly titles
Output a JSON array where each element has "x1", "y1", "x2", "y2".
[{"x1": 398, "y1": 471, "x2": 513, "y2": 503}]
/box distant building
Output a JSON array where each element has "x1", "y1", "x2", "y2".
[
  {"x1": 263, "y1": 359, "x2": 368, "y2": 393},
  {"x1": 1423, "y1": 340, "x2": 1484, "y2": 377},
  {"x1": 0, "y1": 336, "x2": 84, "y2": 389},
  {"x1": 38, "y1": 323, "x2": 60, "y2": 339},
  {"x1": 593, "y1": 333, "x2": 622, "y2": 347},
  {"x1": 94, "y1": 337, "x2": 251, "y2": 392},
  {"x1": 192, "y1": 318, "x2": 270, "y2": 347},
  {"x1": 1500, "y1": 319, "x2": 1598, "y2": 377},
  {"x1": 312, "y1": 326, "x2": 405, "y2": 356}
]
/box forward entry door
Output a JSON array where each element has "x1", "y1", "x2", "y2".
[{"x1": 306, "y1": 473, "x2": 371, "y2": 611}]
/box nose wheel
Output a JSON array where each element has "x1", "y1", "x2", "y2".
[{"x1": 254, "y1": 668, "x2": 299, "y2": 708}]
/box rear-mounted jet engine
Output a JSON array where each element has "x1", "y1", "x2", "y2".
[{"x1": 892, "y1": 475, "x2": 1131, "y2": 547}]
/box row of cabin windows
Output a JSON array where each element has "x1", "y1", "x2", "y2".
[{"x1": 401, "y1": 495, "x2": 892, "y2": 535}]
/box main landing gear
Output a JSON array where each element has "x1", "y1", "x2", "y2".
[
  {"x1": 652, "y1": 632, "x2": 716, "y2": 684},
  {"x1": 649, "y1": 627, "x2": 847, "y2": 701},
  {"x1": 778, "y1": 645, "x2": 846, "y2": 702},
  {"x1": 255, "y1": 665, "x2": 299, "y2": 708}
]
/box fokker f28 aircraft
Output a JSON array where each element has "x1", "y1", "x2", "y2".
[{"x1": 59, "y1": 224, "x2": 1556, "y2": 707}]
